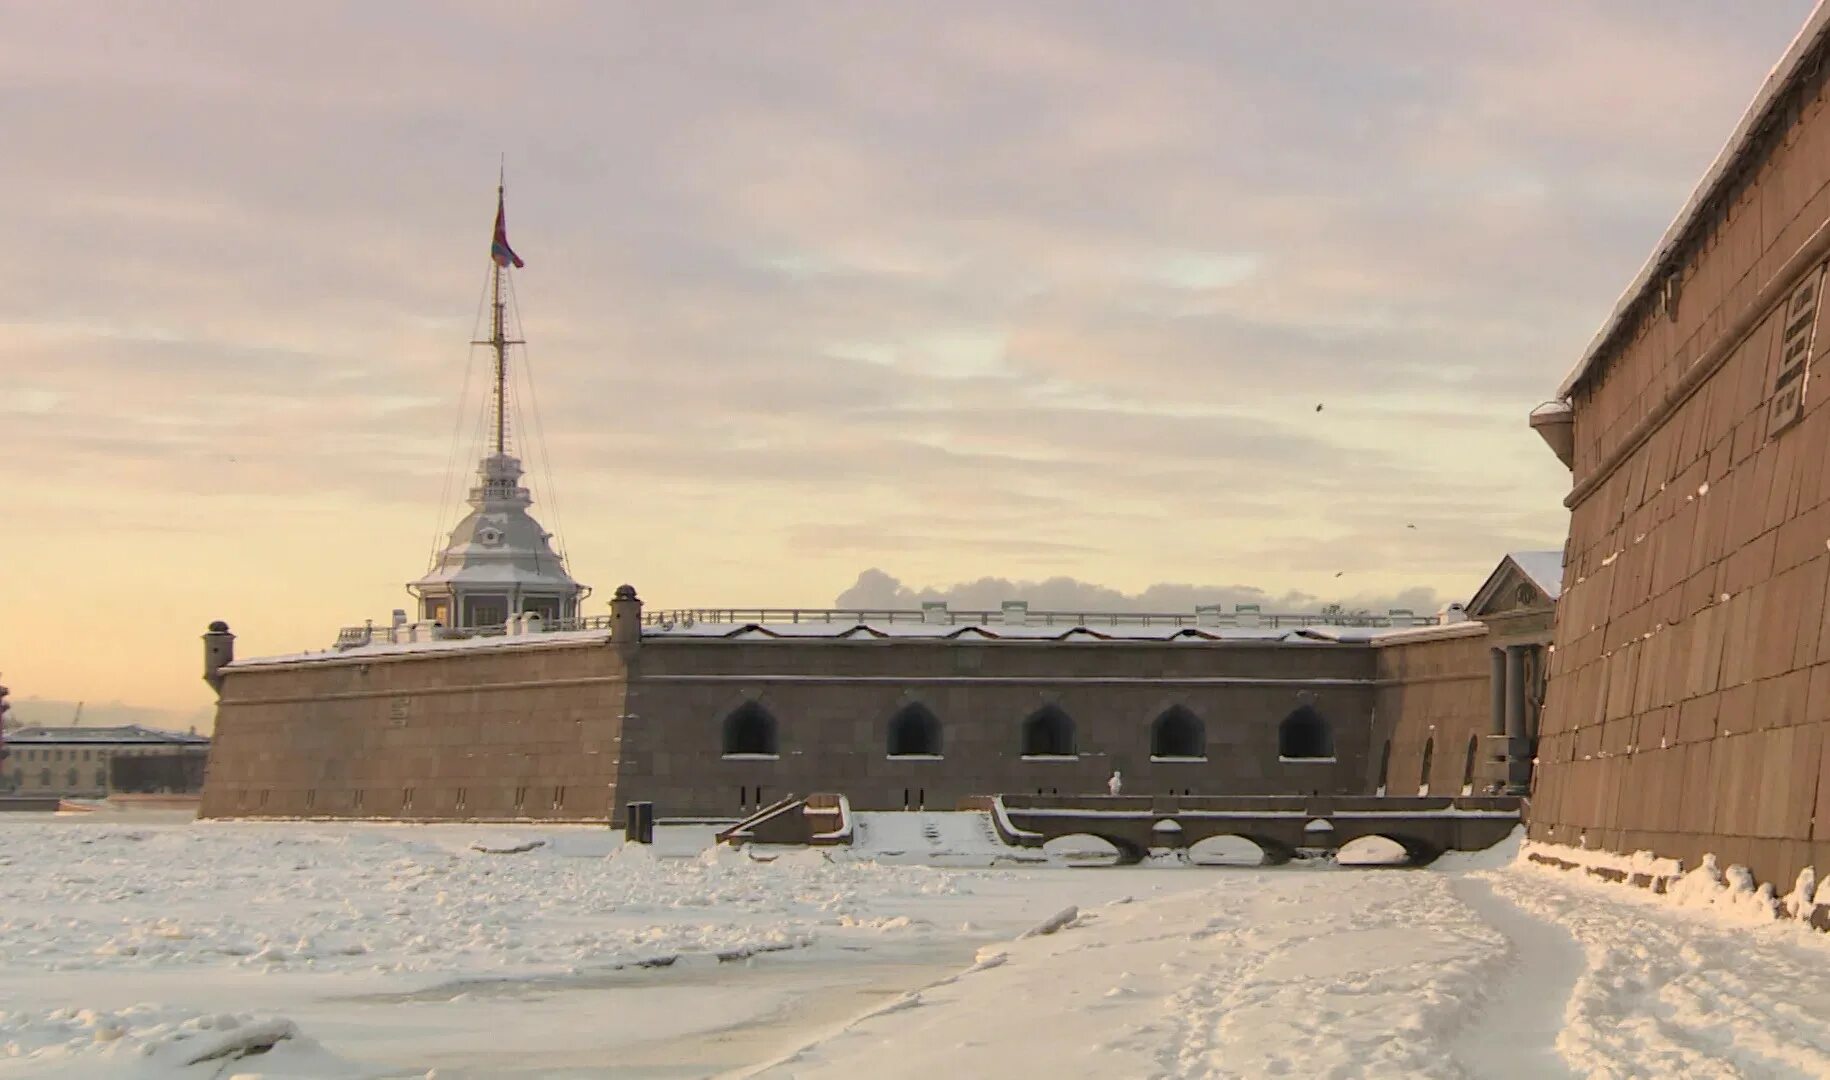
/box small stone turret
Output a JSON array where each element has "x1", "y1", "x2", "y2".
[
  {"x1": 611, "y1": 585, "x2": 643, "y2": 646},
  {"x1": 203, "y1": 621, "x2": 235, "y2": 694}
]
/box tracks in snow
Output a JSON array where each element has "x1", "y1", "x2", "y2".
[{"x1": 1447, "y1": 875, "x2": 1581, "y2": 1080}]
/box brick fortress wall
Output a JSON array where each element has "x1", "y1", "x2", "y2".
[{"x1": 1532, "y1": 38, "x2": 1830, "y2": 891}]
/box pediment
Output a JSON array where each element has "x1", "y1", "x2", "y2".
[{"x1": 1467, "y1": 558, "x2": 1554, "y2": 620}]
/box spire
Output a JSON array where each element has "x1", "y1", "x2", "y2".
[{"x1": 477, "y1": 168, "x2": 524, "y2": 456}]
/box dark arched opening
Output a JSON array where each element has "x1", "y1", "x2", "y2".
[
  {"x1": 1150, "y1": 706, "x2": 1205, "y2": 759},
  {"x1": 1376, "y1": 739, "x2": 1392, "y2": 794},
  {"x1": 723, "y1": 702, "x2": 778, "y2": 756},
  {"x1": 1462, "y1": 733, "x2": 1480, "y2": 793},
  {"x1": 1419, "y1": 737, "x2": 1435, "y2": 794},
  {"x1": 887, "y1": 703, "x2": 942, "y2": 757},
  {"x1": 1021, "y1": 706, "x2": 1076, "y2": 757},
  {"x1": 1278, "y1": 706, "x2": 1333, "y2": 759}
]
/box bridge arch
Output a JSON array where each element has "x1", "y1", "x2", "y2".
[
  {"x1": 1150, "y1": 706, "x2": 1205, "y2": 759},
  {"x1": 1021, "y1": 705, "x2": 1077, "y2": 757},
  {"x1": 1187, "y1": 833, "x2": 1294, "y2": 866},
  {"x1": 1337, "y1": 833, "x2": 1442, "y2": 867},
  {"x1": 1278, "y1": 705, "x2": 1333, "y2": 759},
  {"x1": 1042, "y1": 832, "x2": 1145, "y2": 865}
]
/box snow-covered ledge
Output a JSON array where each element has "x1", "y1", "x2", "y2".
[
  {"x1": 1020, "y1": 754, "x2": 1079, "y2": 762},
  {"x1": 721, "y1": 753, "x2": 780, "y2": 761},
  {"x1": 1150, "y1": 755, "x2": 1207, "y2": 764},
  {"x1": 886, "y1": 754, "x2": 944, "y2": 761},
  {"x1": 1279, "y1": 756, "x2": 1337, "y2": 764}
]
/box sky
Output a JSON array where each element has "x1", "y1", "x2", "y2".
[{"x1": 1, "y1": 1, "x2": 1818, "y2": 730}]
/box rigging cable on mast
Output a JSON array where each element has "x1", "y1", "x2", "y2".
[
  {"x1": 427, "y1": 268, "x2": 495, "y2": 571},
  {"x1": 505, "y1": 273, "x2": 571, "y2": 570}
]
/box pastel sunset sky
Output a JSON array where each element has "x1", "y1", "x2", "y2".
[{"x1": 2, "y1": 1, "x2": 1815, "y2": 730}]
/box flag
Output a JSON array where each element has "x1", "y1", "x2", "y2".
[{"x1": 491, "y1": 190, "x2": 524, "y2": 269}]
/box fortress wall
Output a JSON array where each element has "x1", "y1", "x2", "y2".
[
  {"x1": 1370, "y1": 629, "x2": 1495, "y2": 797},
  {"x1": 619, "y1": 639, "x2": 1380, "y2": 817},
  {"x1": 1534, "y1": 48, "x2": 1830, "y2": 890},
  {"x1": 200, "y1": 641, "x2": 629, "y2": 821},
  {"x1": 201, "y1": 634, "x2": 1387, "y2": 823}
]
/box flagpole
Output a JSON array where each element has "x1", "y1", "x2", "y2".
[{"x1": 491, "y1": 190, "x2": 506, "y2": 457}]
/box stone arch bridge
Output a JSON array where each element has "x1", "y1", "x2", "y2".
[{"x1": 976, "y1": 794, "x2": 1521, "y2": 865}]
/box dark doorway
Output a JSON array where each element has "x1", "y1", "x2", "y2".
[
  {"x1": 887, "y1": 703, "x2": 943, "y2": 757},
  {"x1": 1021, "y1": 706, "x2": 1076, "y2": 756},
  {"x1": 1150, "y1": 706, "x2": 1205, "y2": 758},
  {"x1": 723, "y1": 702, "x2": 778, "y2": 756},
  {"x1": 1278, "y1": 706, "x2": 1333, "y2": 759}
]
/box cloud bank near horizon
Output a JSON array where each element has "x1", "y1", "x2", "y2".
[{"x1": 836, "y1": 567, "x2": 1448, "y2": 617}]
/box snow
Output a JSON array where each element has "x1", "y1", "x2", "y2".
[
  {"x1": 4, "y1": 812, "x2": 1830, "y2": 1077},
  {"x1": 1509, "y1": 550, "x2": 1566, "y2": 600}
]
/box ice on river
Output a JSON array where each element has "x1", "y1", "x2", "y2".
[{"x1": 2, "y1": 812, "x2": 1829, "y2": 1078}]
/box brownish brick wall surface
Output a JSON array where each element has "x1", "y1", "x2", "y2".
[
  {"x1": 1370, "y1": 630, "x2": 1494, "y2": 797},
  {"x1": 1536, "y1": 60, "x2": 1830, "y2": 892},
  {"x1": 202, "y1": 637, "x2": 1393, "y2": 822}
]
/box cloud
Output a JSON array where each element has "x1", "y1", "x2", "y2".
[
  {"x1": 0, "y1": 0, "x2": 1811, "y2": 716},
  {"x1": 836, "y1": 568, "x2": 1448, "y2": 617}
]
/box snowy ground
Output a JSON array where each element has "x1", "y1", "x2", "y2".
[{"x1": 1, "y1": 810, "x2": 1827, "y2": 1078}]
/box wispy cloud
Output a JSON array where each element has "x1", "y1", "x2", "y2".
[{"x1": 1, "y1": 0, "x2": 1813, "y2": 714}]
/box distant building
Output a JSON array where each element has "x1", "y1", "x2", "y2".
[{"x1": 1, "y1": 725, "x2": 211, "y2": 798}]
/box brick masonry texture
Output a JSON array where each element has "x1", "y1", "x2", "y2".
[
  {"x1": 200, "y1": 628, "x2": 1494, "y2": 823},
  {"x1": 1533, "y1": 40, "x2": 1830, "y2": 893}
]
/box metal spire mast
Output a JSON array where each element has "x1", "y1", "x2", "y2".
[{"x1": 477, "y1": 158, "x2": 523, "y2": 457}]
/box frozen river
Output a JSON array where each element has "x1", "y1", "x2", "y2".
[{"x1": 2, "y1": 809, "x2": 1828, "y2": 1078}]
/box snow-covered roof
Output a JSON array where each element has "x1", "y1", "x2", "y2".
[
  {"x1": 642, "y1": 621, "x2": 1358, "y2": 645},
  {"x1": 232, "y1": 627, "x2": 614, "y2": 669},
  {"x1": 1557, "y1": 2, "x2": 1830, "y2": 397},
  {"x1": 410, "y1": 452, "x2": 585, "y2": 597},
  {"x1": 4, "y1": 724, "x2": 209, "y2": 746},
  {"x1": 1508, "y1": 550, "x2": 1564, "y2": 601}
]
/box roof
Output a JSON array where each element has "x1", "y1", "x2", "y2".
[
  {"x1": 639, "y1": 621, "x2": 1442, "y2": 645},
  {"x1": 1507, "y1": 550, "x2": 1565, "y2": 600},
  {"x1": 1466, "y1": 550, "x2": 1564, "y2": 621},
  {"x1": 3, "y1": 724, "x2": 209, "y2": 746},
  {"x1": 232, "y1": 626, "x2": 614, "y2": 668},
  {"x1": 1557, "y1": 1, "x2": 1830, "y2": 398}
]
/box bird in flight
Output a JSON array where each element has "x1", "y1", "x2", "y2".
[{"x1": 1315, "y1": 404, "x2": 1324, "y2": 412}]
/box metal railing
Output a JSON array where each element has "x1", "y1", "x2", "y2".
[
  {"x1": 639, "y1": 607, "x2": 1436, "y2": 630},
  {"x1": 334, "y1": 614, "x2": 613, "y2": 649}
]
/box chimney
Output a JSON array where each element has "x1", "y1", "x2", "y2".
[
  {"x1": 202, "y1": 621, "x2": 236, "y2": 695},
  {"x1": 611, "y1": 585, "x2": 643, "y2": 645}
]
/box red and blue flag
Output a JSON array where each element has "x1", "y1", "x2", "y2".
[{"x1": 491, "y1": 190, "x2": 524, "y2": 269}]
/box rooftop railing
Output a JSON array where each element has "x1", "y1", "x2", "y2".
[
  {"x1": 335, "y1": 614, "x2": 613, "y2": 650},
  {"x1": 638, "y1": 606, "x2": 1445, "y2": 630}
]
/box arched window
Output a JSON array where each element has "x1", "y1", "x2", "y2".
[
  {"x1": 1462, "y1": 733, "x2": 1480, "y2": 793},
  {"x1": 722, "y1": 702, "x2": 778, "y2": 756},
  {"x1": 887, "y1": 703, "x2": 942, "y2": 757},
  {"x1": 1278, "y1": 706, "x2": 1333, "y2": 759},
  {"x1": 1419, "y1": 737, "x2": 1435, "y2": 795},
  {"x1": 1150, "y1": 706, "x2": 1205, "y2": 759},
  {"x1": 1376, "y1": 740, "x2": 1392, "y2": 794},
  {"x1": 1021, "y1": 706, "x2": 1076, "y2": 757}
]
